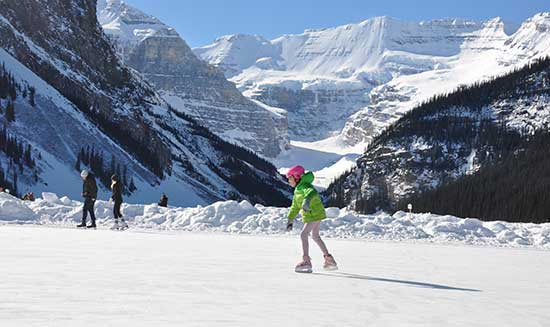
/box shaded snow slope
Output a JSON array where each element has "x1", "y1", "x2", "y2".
[{"x1": 0, "y1": 0, "x2": 291, "y2": 207}]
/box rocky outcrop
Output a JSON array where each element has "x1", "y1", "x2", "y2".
[
  {"x1": 250, "y1": 85, "x2": 370, "y2": 140},
  {"x1": 98, "y1": 0, "x2": 289, "y2": 157}
]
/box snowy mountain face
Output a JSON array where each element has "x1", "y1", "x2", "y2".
[
  {"x1": 324, "y1": 58, "x2": 550, "y2": 213},
  {"x1": 195, "y1": 15, "x2": 550, "y2": 145},
  {"x1": 97, "y1": 0, "x2": 289, "y2": 158},
  {"x1": 0, "y1": 0, "x2": 291, "y2": 206}
]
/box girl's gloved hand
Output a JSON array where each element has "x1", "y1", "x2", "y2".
[{"x1": 286, "y1": 220, "x2": 293, "y2": 231}]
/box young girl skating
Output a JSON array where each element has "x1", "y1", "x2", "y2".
[{"x1": 286, "y1": 165, "x2": 337, "y2": 273}]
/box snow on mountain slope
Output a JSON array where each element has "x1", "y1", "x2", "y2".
[
  {"x1": 0, "y1": 41, "x2": 249, "y2": 207},
  {"x1": 0, "y1": 0, "x2": 291, "y2": 207},
  {"x1": 195, "y1": 14, "x2": 550, "y2": 148},
  {"x1": 325, "y1": 56, "x2": 550, "y2": 215},
  {"x1": 97, "y1": 0, "x2": 289, "y2": 158},
  {"x1": 97, "y1": 0, "x2": 179, "y2": 50},
  {"x1": 194, "y1": 34, "x2": 282, "y2": 78},
  {"x1": 195, "y1": 14, "x2": 550, "y2": 188},
  {"x1": 341, "y1": 14, "x2": 550, "y2": 145},
  {"x1": 0, "y1": 47, "x2": 158, "y2": 200}
]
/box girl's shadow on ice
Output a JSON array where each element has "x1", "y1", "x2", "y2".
[{"x1": 312, "y1": 272, "x2": 481, "y2": 292}]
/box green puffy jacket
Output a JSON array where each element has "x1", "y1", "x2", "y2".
[{"x1": 288, "y1": 172, "x2": 326, "y2": 223}]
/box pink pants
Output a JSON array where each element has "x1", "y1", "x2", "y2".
[{"x1": 301, "y1": 221, "x2": 329, "y2": 258}]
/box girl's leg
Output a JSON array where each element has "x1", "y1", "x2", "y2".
[
  {"x1": 300, "y1": 222, "x2": 315, "y2": 259},
  {"x1": 311, "y1": 221, "x2": 330, "y2": 256}
]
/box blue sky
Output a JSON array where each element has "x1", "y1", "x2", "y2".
[{"x1": 123, "y1": 0, "x2": 549, "y2": 47}]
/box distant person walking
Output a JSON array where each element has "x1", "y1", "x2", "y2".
[
  {"x1": 158, "y1": 193, "x2": 168, "y2": 207},
  {"x1": 110, "y1": 174, "x2": 128, "y2": 230},
  {"x1": 22, "y1": 192, "x2": 35, "y2": 201},
  {"x1": 77, "y1": 170, "x2": 98, "y2": 229}
]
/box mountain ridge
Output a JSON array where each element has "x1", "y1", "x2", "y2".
[
  {"x1": 195, "y1": 13, "x2": 550, "y2": 145},
  {"x1": 97, "y1": 0, "x2": 289, "y2": 158},
  {"x1": 0, "y1": 0, "x2": 291, "y2": 206}
]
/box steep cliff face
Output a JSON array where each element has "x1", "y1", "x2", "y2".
[
  {"x1": 0, "y1": 0, "x2": 291, "y2": 206},
  {"x1": 196, "y1": 15, "x2": 550, "y2": 145},
  {"x1": 97, "y1": 0, "x2": 289, "y2": 157},
  {"x1": 0, "y1": 0, "x2": 171, "y2": 174}
]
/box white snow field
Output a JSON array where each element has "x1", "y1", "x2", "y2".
[{"x1": 1, "y1": 225, "x2": 550, "y2": 327}]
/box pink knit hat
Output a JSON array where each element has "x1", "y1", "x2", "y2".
[{"x1": 286, "y1": 165, "x2": 305, "y2": 180}]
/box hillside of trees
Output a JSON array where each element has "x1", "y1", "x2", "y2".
[
  {"x1": 398, "y1": 132, "x2": 550, "y2": 223},
  {"x1": 325, "y1": 56, "x2": 550, "y2": 222},
  {"x1": 0, "y1": 127, "x2": 38, "y2": 196},
  {"x1": 0, "y1": 63, "x2": 39, "y2": 196},
  {"x1": 74, "y1": 146, "x2": 135, "y2": 194}
]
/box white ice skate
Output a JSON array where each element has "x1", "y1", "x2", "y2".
[
  {"x1": 111, "y1": 219, "x2": 128, "y2": 231},
  {"x1": 110, "y1": 220, "x2": 120, "y2": 230},
  {"x1": 295, "y1": 256, "x2": 313, "y2": 273},
  {"x1": 118, "y1": 219, "x2": 129, "y2": 230},
  {"x1": 323, "y1": 254, "x2": 338, "y2": 271}
]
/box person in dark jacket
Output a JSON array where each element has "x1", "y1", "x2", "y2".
[
  {"x1": 158, "y1": 193, "x2": 168, "y2": 207},
  {"x1": 22, "y1": 192, "x2": 35, "y2": 201},
  {"x1": 77, "y1": 170, "x2": 98, "y2": 229},
  {"x1": 110, "y1": 174, "x2": 128, "y2": 230}
]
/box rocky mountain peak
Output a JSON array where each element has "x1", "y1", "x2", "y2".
[{"x1": 98, "y1": 0, "x2": 289, "y2": 157}]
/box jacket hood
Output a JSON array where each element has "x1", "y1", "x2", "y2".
[{"x1": 299, "y1": 171, "x2": 315, "y2": 185}]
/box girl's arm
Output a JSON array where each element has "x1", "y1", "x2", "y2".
[{"x1": 287, "y1": 195, "x2": 302, "y2": 220}]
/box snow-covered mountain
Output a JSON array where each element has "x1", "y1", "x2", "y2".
[
  {"x1": 325, "y1": 57, "x2": 550, "y2": 213},
  {"x1": 0, "y1": 0, "x2": 291, "y2": 206},
  {"x1": 97, "y1": 0, "x2": 289, "y2": 158},
  {"x1": 195, "y1": 15, "x2": 550, "y2": 146}
]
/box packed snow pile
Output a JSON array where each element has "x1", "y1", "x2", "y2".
[
  {"x1": 0, "y1": 193, "x2": 38, "y2": 221},
  {"x1": 1, "y1": 192, "x2": 549, "y2": 248}
]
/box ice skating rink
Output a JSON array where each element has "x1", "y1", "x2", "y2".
[{"x1": 1, "y1": 226, "x2": 549, "y2": 327}]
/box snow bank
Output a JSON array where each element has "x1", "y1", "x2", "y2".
[
  {"x1": 0, "y1": 193, "x2": 37, "y2": 221},
  {"x1": 1, "y1": 192, "x2": 549, "y2": 248}
]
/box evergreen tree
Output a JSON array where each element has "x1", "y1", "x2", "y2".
[
  {"x1": 116, "y1": 163, "x2": 121, "y2": 180},
  {"x1": 123, "y1": 165, "x2": 128, "y2": 186},
  {"x1": 5, "y1": 101, "x2": 15, "y2": 122},
  {"x1": 110, "y1": 154, "x2": 116, "y2": 175},
  {"x1": 29, "y1": 86, "x2": 36, "y2": 107},
  {"x1": 129, "y1": 177, "x2": 136, "y2": 192},
  {"x1": 75, "y1": 154, "x2": 81, "y2": 172},
  {"x1": 12, "y1": 170, "x2": 17, "y2": 195}
]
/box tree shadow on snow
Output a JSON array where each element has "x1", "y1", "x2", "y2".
[{"x1": 312, "y1": 272, "x2": 481, "y2": 292}]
